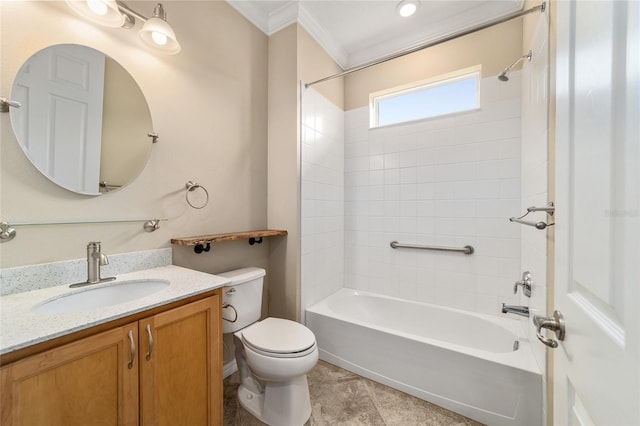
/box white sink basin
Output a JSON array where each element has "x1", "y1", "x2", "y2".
[{"x1": 31, "y1": 279, "x2": 170, "y2": 315}]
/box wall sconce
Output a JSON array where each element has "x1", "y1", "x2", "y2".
[{"x1": 65, "y1": 0, "x2": 181, "y2": 54}]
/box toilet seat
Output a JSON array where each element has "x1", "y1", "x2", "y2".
[{"x1": 241, "y1": 317, "x2": 316, "y2": 358}]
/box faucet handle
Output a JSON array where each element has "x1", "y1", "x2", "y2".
[{"x1": 513, "y1": 271, "x2": 533, "y2": 297}]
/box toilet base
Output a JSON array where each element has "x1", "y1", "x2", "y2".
[{"x1": 237, "y1": 375, "x2": 312, "y2": 426}]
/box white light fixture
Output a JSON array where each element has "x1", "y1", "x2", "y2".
[
  {"x1": 396, "y1": 0, "x2": 418, "y2": 18},
  {"x1": 139, "y1": 4, "x2": 181, "y2": 55},
  {"x1": 66, "y1": 0, "x2": 125, "y2": 27},
  {"x1": 65, "y1": 1, "x2": 181, "y2": 55}
]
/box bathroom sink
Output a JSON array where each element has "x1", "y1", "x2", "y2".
[{"x1": 31, "y1": 279, "x2": 170, "y2": 315}]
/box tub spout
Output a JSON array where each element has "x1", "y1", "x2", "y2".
[{"x1": 501, "y1": 303, "x2": 529, "y2": 318}]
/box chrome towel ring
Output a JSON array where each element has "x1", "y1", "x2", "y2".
[{"x1": 185, "y1": 181, "x2": 209, "y2": 209}]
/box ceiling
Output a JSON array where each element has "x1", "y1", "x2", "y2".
[{"x1": 225, "y1": 0, "x2": 524, "y2": 69}]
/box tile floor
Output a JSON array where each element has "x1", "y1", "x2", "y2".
[{"x1": 223, "y1": 360, "x2": 485, "y2": 426}]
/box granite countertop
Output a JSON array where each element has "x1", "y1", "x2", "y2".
[{"x1": 0, "y1": 265, "x2": 230, "y2": 355}]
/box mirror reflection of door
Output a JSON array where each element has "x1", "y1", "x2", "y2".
[{"x1": 11, "y1": 44, "x2": 105, "y2": 195}]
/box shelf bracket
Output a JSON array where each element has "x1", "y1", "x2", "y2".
[
  {"x1": 194, "y1": 243, "x2": 211, "y2": 254},
  {"x1": 248, "y1": 237, "x2": 263, "y2": 245}
]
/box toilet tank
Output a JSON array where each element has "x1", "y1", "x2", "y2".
[{"x1": 217, "y1": 267, "x2": 266, "y2": 333}]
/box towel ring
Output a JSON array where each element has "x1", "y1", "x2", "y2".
[{"x1": 185, "y1": 181, "x2": 209, "y2": 209}]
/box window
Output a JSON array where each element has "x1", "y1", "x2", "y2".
[{"x1": 370, "y1": 66, "x2": 481, "y2": 128}]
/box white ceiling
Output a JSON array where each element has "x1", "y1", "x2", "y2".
[{"x1": 225, "y1": 0, "x2": 524, "y2": 69}]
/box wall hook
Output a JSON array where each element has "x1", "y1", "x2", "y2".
[
  {"x1": 249, "y1": 236, "x2": 263, "y2": 245},
  {"x1": 194, "y1": 242, "x2": 211, "y2": 254}
]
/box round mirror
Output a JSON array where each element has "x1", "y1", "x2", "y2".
[{"x1": 9, "y1": 44, "x2": 153, "y2": 195}]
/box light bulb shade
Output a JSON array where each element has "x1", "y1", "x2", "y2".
[
  {"x1": 139, "y1": 17, "x2": 181, "y2": 54},
  {"x1": 66, "y1": 0, "x2": 125, "y2": 27}
]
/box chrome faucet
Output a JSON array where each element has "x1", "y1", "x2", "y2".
[
  {"x1": 501, "y1": 303, "x2": 530, "y2": 318},
  {"x1": 70, "y1": 242, "x2": 116, "y2": 288}
]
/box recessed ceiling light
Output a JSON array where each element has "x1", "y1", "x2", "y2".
[{"x1": 397, "y1": 0, "x2": 418, "y2": 18}]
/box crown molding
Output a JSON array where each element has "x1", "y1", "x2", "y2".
[
  {"x1": 268, "y1": 1, "x2": 299, "y2": 34},
  {"x1": 225, "y1": 1, "x2": 270, "y2": 34},
  {"x1": 226, "y1": 0, "x2": 525, "y2": 70},
  {"x1": 297, "y1": 4, "x2": 348, "y2": 68}
]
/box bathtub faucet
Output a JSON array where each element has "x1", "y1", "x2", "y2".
[{"x1": 501, "y1": 303, "x2": 529, "y2": 318}]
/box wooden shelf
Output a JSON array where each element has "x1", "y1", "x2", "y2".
[{"x1": 170, "y1": 229, "x2": 287, "y2": 247}]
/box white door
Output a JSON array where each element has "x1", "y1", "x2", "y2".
[
  {"x1": 11, "y1": 44, "x2": 105, "y2": 195},
  {"x1": 554, "y1": 0, "x2": 639, "y2": 425}
]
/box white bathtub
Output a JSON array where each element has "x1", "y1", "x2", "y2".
[{"x1": 306, "y1": 288, "x2": 542, "y2": 426}]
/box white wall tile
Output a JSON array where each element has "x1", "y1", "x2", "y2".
[
  {"x1": 301, "y1": 88, "x2": 344, "y2": 314},
  {"x1": 307, "y1": 75, "x2": 524, "y2": 318},
  {"x1": 341, "y1": 75, "x2": 522, "y2": 313},
  {"x1": 384, "y1": 153, "x2": 400, "y2": 169},
  {"x1": 384, "y1": 169, "x2": 400, "y2": 185},
  {"x1": 370, "y1": 155, "x2": 384, "y2": 170}
]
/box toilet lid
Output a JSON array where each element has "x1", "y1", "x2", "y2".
[{"x1": 242, "y1": 317, "x2": 316, "y2": 355}]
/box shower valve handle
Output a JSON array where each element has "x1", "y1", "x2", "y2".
[{"x1": 513, "y1": 271, "x2": 532, "y2": 297}]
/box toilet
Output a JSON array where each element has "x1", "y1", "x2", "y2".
[{"x1": 219, "y1": 267, "x2": 318, "y2": 426}]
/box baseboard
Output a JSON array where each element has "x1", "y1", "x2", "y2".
[{"x1": 223, "y1": 359, "x2": 238, "y2": 378}]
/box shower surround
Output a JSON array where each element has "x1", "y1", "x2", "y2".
[{"x1": 302, "y1": 73, "x2": 523, "y2": 317}]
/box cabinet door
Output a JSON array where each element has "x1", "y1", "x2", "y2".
[
  {"x1": 139, "y1": 294, "x2": 222, "y2": 426},
  {"x1": 0, "y1": 323, "x2": 139, "y2": 426}
]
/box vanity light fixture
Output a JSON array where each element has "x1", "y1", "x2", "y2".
[
  {"x1": 66, "y1": 0, "x2": 124, "y2": 27},
  {"x1": 65, "y1": 1, "x2": 181, "y2": 55},
  {"x1": 396, "y1": 0, "x2": 418, "y2": 18},
  {"x1": 138, "y1": 3, "x2": 181, "y2": 54}
]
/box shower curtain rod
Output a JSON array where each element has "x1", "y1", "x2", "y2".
[{"x1": 305, "y1": 2, "x2": 546, "y2": 88}]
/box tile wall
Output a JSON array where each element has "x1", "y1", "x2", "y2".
[
  {"x1": 343, "y1": 74, "x2": 523, "y2": 316},
  {"x1": 300, "y1": 87, "x2": 345, "y2": 318}
]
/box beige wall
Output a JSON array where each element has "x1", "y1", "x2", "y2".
[
  {"x1": 297, "y1": 26, "x2": 344, "y2": 110},
  {"x1": 0, "y1": 1, "x2": 269, "y2": 278},
  {"x1": 344, "y1": 18, "x2": 523, "y2": 110},
  {"x1": 267, "y1": 24, "x2": 299, "y2": 321},
  {"x1": 267, "y1": 24, "x2": 344, "y2": 321},
  {"x1": 523, "y1": 0, "x2": 543, "y2": 53}
]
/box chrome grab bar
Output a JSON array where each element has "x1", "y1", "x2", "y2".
[{"x1": 389, "y1": 241, "x2": 474, "y2": 255}]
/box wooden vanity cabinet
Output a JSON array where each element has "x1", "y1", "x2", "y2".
[
  {"x1": 1, "y1": 292, "x2": 222, "y2": 426},
  {"x1": 139, "y1": 296, "x2": 222, "y2": 425},
  {"x1": 0, "y1": 323, "x2": 139, "y2": 425}
]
